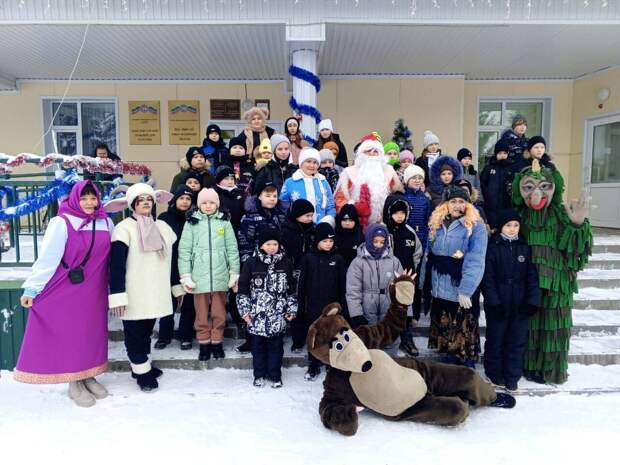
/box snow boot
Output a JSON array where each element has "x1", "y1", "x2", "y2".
[
  {"x1": 154, "y1": 339, "x2": 170, "y2": 350},
  {"x1": 135, "y1": 371, "x2": 158, "y2": 393},
  {"x1": 489, "y1": 392, "x2": 516, "y2": 409},
  {"x1": 198, "y1": 343, "x2": 212, "y2": 361},
  {"x1": 399, "y1": 333, "x2": 419, "y2": 357},
  {"x1": 83, "y1": 377, "x2": 109, "y2": 399},
  {"x1": 211, "y1": 343, "x2": 225, "y2": 359},
  {"x1": 304, "y1": 362, "x2": 321, "y2": 381},
  {"x1": 271, "y1": 379, "x2": 283, "y2": 389},
  {"x1": 68, "y1": 381, "x2": 96, "y2": 407},
  {"x1": 132, "y1": 366, "x2": 162, "y2": 379},
  {"x1": 180, "y1": 340, "x2": 193, "y2": 351},
  {"x1": 253, "y1": 377, "x2": 265, "y2": 387}
]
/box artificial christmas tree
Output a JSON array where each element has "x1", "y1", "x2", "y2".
[{"x1": 392, "y1": 119, "x2": 414, "y2": 152}]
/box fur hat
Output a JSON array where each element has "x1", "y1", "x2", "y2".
[
  {"x1": 228, "y1": 135, "x2": 247, "y2": 152},
  {"x1": 497, "y1": 209, "x2": 521, "y2": 230},
  {"x1": 126, "y1": 183, "x2": 156, "y2": 210},
  {"x1": 512, "y1": 114, "x2": 528, "y2": 129},
  {"x1": 299, "y1": 147, "x2": 321, "y2": 165},
  {"x1": 527, "y1": 136, "x2": 546, "y2": 152},
  {"x1": 356, "y1": 133, "x2": 384, "y2": 157},
  {"x1": 399, "y1": 150, "x2": 414, "y2": 163},
  {"x1": 290, "y1": 198, "x2": 315, "y2": 219},
  {"x1": 185, "y1": 146, "x2": 205, "y2": 165},
  {"x1": 430, "y1": 155, "x2": 463, "y2": 189},
  {"x1": 270, "y1": 133, "x2": 290, "y2": 153},
  {"x1": 258, "y1": 227, "x2": 281, "y2": 248},
  {"x1": 457, "y1": 148, "x2": 473, "y2": 161},
  {"x1": 215, "y1": 166, "x2": 235, "y2": 185},
  {"x1": 313, "y1": 222, "x2": 335, "y2": 246},
  {"x1": 494, "y1": 139, "x2": 511, "y2": 155},
  {"x1": 323, "y1": 141, "x2": 339, "y2": 154},
  {"x1": 197, "y1": 188, "x2": 220, "y2": 209},
  {"x1": 423, "y1": 130, "x2": 440, "y2": 149},
  {"x1": 243, "y1": 106, "x2": 269, "y2": 122},
  {"x1": 319, "y1": 149, "x2": 335, "y2": 163},
  {"x1": 403, "y1": 164, "x2": 425, "y2": 185},
  {"x1": 318, "y1": 119, "x2": 333, "y2": 132}
]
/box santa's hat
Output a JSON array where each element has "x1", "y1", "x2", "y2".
[{"x1": 356, "y1": 132, "x2": 384, "y2": 157}]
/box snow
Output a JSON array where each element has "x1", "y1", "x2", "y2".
[
  {"x1": 594, "y1": 236, "x2": 620, "y2": 245},
  {"x1": 576, "y1": 287, "x2": 620, "y2": 300},
  {"x1": 588, "y1": 252, "x2": 620, "y2": 261},
  {"x1": 0, "y1": 365, "x2": 619, "y2": 464},
  {"x1": 578, "y1": 268, "x2": 620, "y2": 279}
]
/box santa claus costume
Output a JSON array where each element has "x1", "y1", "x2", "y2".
[{"x1": 333, "y1": 133, "x2": 403, "y2": 231}]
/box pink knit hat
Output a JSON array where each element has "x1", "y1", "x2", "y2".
[
  {"x1": 399, "y1": 150, "x2": 414, "y2": 162},
  {"x1": 197, "y1": 188, "x2": 220, "y2": 208}
]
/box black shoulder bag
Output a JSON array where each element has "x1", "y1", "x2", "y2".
[{"x1": 61, "y1": 219, "x2": 97, "y2": 284}]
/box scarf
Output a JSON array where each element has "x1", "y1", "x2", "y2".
[
  {"x1": 365, "y1": 224, "x2": 389, "y2": 259},
  {"x1": 57, "y1": 180, "x2": 108, "y2": 230},
  {"x1": 134, "y1": 213, "x2": 167, "y2": 258},
  {"x1": 501, "y1": 232, "x2": 519, "y2": 242}
]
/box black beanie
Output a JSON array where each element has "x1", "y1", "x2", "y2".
[
  {"x1": 183, "y1": 171, "x2": 202, "y2": 187},
  {"x1": 290, "y1": 198, "x2": 315, "y2": 220},
  {"x1": 228, "y1": 135, "x2": 247, "y2": 152},
  {"x1": 497, "y1": 209, "x2": 521, "y2": 230},
  {"x1": 457, "y1": 178, "x2": 473, "y2": 195},
  {"x1": 258, "y1": 227, "x2": 281, "y2": 248},
  {"x1": 443, "y1": 185, "x2": 470, "y2": 203},
  {"x1": 170, "y1": 185, "x2": 195, "y2": 206},
  {"x1": 313, "y1": 222, "x2": 335, "y2": 246},
  {"x1": 457, "y1": 148, "x2": 473, "y2": 161},
  {"x1": 494, "y1": 139, "x2": 510, "y2": 155},
  {"x1": 527, "y1": 136, "x2": 546, "y2": 152},
  {"x1": 185, "y1": 146, "x2": 205, "y2": 165},
  {"x1": 215, "y1": 165, "x2": 235, "y2": 185},
  {"x1": 206, "y1": 124, "x2": 222, "y2": 137},
  {"x1": 388, "y1": 199, "x2": 409, "y2": 216}
]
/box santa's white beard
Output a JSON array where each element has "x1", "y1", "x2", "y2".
[{"x1": 353, "y1": 154, "x2": 389, "y2": 224}]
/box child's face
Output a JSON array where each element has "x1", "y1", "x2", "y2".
[
  {"x1": 191, "y1": 153, "x2": 206, "y2": 170},
  {"x1": 391, "y1": 211, "x2": 406, "y2": 224},
  {"x1": 496, "y1": 151, "x2": 509, "y2": 161},
  {"x1": 258, "y1": 190, "x2": 278, "y2": 209},
  {"x1": 134, "y1": 195, "x2": 153, "y2": 216},
  {"x1": 218, "y1": 176, "x2": 236, "y2": 188},
  {"x1": 318, "y1": 238, "x2": 334, "y2": 252},
  {"x1": 400, "y1": 159, "x2": 412, "y2": 169},
  {"x1": 275, "y1": 144, "x2": 290, "y2": 161},
  {"x1": 297, "y1": 212, "x2": 314, "y2": 224},
  {"x1": 176, "y1": 194, "x2": 192, "y2": 212},
  {"x1": 286, "y1": 120, "x2": 298, "y2": 134},
  {"x1": 208, "y1": 132, "x2": 220, "y2": 143},
  {"x1": 529, "y1": 143, "x2": 545, "y2": 159},
  {"x1": 514, "y1": 123, "x2": 527, "y2": 136},
  {"x1": 79, "y1": 193, "x2": 98, "y2": 215},
  {"x1": 261, "y1": 240, "x2": 279, "y2": 255},
  {"x1": 340, "y1": 218, "x2": 355, "y2": 229},
  {"x1": 372, "y1": 236, "x2": 386, "y2": 249},
  {"x1": 461, "y1": 157, "x2": 472, "y2": 167},
  {"x1": 185, "y1": 178, "x2": 201, "y2": 192},
  {"x1": 200, "y1": 200, "x2": 218, "y2": 215},
  {"x1": 440, "y1": 170, "x2": 453, "y2": 185},
  {"x1": 501, "y1": 220, "x2": 520, "y2": 237},
  {"x1": 407, "y1": 175, "x2": 424, "y2": 190},
  {"x1": 320, "y1": 159, "x2": 334, "y2": 169},
  {"x1": 260, "y1": 150, "x2": 273, "y2": 161},
  {"x1": 386, "y1": 150, "x2": 399, "y2": 160},
  {"x1": 230, "y1": 145, "x2": 245, "y2": 157},
  {"x1": 320, "y1": 128, "x2": 332, "y2": 139},
  {"x1": 426, "y1": 143, "x2": 439, "y2": 154}
]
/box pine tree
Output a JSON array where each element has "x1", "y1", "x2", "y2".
[{"x1": 392, "y1": 119, "x2": 413, "y2": 152}]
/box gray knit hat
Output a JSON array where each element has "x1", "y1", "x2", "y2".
[{"x1": 270, "y1": 133, "x2": 290, "y2": 153}]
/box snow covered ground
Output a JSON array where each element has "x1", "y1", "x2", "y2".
[{"x1": 1, "y1": 365, "x2": 619, "y2": 465}]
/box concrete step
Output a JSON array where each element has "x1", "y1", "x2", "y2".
[
  {"x1": 592, "y1": 244, "x2": 620, "y2": 254},
  {"x1": 107, "y1": 334, "x2": 620, "y2": 371}
]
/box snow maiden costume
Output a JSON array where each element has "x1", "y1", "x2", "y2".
[
  {"x1": 106, "y1": 183, "x2": 176, "y2": 392},
  {"x1": 512, "y1": 159, "x2": 592, "y2": 384},
  {"x1": 15, "y1": 181, "x2": 113, "y2": 406}
]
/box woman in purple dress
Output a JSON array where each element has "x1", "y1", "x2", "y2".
[{"x1": 15, "y1": 180, "x2": 113, "y2": 407}]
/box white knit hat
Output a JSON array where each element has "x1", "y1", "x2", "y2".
[
  {"x1": 318, "y1": 119, "x2": 333, "y2": 132},
  {"x1": 423, "y1": 130, "x2": 440, "y2": 149},
  {"x1": 299, "y1": 147, "x2": 321, "y2": 165},
  {"x1": 403, "y1": 164, "x2": 426, "y2": 185}
]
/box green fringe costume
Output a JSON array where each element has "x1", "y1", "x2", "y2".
[{"x1": 512, "y1": 164, "x2": 592, "y2": 384}]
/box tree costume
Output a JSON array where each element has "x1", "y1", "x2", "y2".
[{"x1": 511, "y1": 159, "x2": 592, "y2": 384}]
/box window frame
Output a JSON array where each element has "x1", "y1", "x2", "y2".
[{"x1": 41, "y1": 96, "x2": 119, "y2": 156}]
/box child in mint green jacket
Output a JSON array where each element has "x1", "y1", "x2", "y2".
[{"x1": 178, "y1": 188, "x2": 240, "y2": 361}]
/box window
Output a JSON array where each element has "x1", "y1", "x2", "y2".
[
  {"x1": 42, "y1": 98, "x2": 118, "y2": 156},
  {"x1": 476, "y1": 98, "x2": 550, "y2": 171},
  {"x1": 591, "y1": 121, "x2": 620, "y2": 184}
]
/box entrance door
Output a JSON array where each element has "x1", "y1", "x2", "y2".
[{"x1": 584, "y1": 113, "x2": 620, "y2": 228}]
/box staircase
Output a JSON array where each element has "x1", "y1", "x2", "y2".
[{"x1": 107, "y1": 230, "x2": 620, "y2": 392}]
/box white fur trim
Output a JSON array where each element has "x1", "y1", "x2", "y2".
[
  {"x1": 171, "y1": 284, "x2": 186, "y2": 298},
  {"x1": 108, "y1": 292, "x2": 128, "y2": 309},
  {"x1": 130, "y1": 360, "x2": 152, "y2": 375},
  {"x1": 356, "y1": 139, "x2": 384, "y2": 157},
  {"x1": 299, "y1": 148, "x2": 321, "y2": 166},
  {"x1": 126, "y1": 183, "x2": 156, "y2": 210}
]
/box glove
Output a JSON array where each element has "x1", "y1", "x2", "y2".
[
  {"x1": 228, "y1": 273, "x2": 240, "y2": 289},
  {"x1": 351, "y1": 315, "x2": 369, "y2": 328},
  {"x1": 458, "y1": 294, "x2": 472, "y2": 309},
  {"x1": 180, "y1": 274, "x2": 196, "y2": 291}
]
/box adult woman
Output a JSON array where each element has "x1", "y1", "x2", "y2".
[
  {"x1": 240, "y1": 107, "x2": 275, "y2": 160},
  {"x1": 279, "y1": 148, "x2": 336, "y2": 226},
  {"x1": 284, "y1": 116, "x2": 309, "y2": 165},
  {"x1": 419, "y1": 186, "x2": 488, "y2": 368},
  {"x1": 15, "y1": 181, "x2": 113, "y2": 407},
  {"x1": 106, "y1": 183, "x2": 176, "y2": 392}
]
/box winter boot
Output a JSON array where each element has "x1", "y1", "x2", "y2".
[
  {"x1": 489, "y1": 392, "x2": 516, "y2": 408},
  {"x1": 236, "y1": 331, "x2": 252, "y2": 353},
  {"x1": 504, "y1": 380, "x2": 519, "y2": 392},
  {"x1": 132, "y1": 366, "x2": 162, "y2": 379},
  {"x1": 211, "y1": 343, "x2": 225, "y2": 360},
  {"x1": 68, "y1": 381, "x2": 96, "y2": 407},
  {"x1": 180, "y1": 340, "x2": 193, "y2": 351},
  {"x1": 154, "y1": 339, "x2": 170, "y2": 350},
  {"x1": 135, "y1": 371, "x2": 158, "y2": 392},
  {"x1": 271, "y1": 379, "x2": 283, "y2": 389},
  {"x1": 198, "y1": 343, "x2": 212, "y2": 361},
  {"x1": 253, "y1": 377, "x2": 265, "y2": 387},
  {"x1": 83, "y1": 377, "x2": 109, "y2": 399},
  {"x1": 304, "y1": 361, "x2": 321, "y2": 381},
  {"x1": 399, "y1": 332, "x2": 419, "y2": 357}
]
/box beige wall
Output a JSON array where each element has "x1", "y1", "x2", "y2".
[{"x1": 2, "y1": 73, "x2": 616, "y2": 198}]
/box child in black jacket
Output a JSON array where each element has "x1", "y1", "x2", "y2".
[
  {"x1": 482, "y1": 210, "x2": 541, "y2": 392},
  {"x1": 382, "y1": 195, "x2": 422, "y2": 357},
  {"x1": 334, "y1": 204, "x2": 364, "y2": 269},
  {"x1": 298, "y1": 223, "x2": 347, "y2": 381}
]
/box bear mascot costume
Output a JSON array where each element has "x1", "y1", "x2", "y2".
[{"x1": 307, "y1": 272, "x2": 514, "y2": 436}]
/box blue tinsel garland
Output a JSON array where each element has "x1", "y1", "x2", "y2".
[
  {"x1": 288, "y1": 64, "x2": 322, "y2": 145},
  {"x1": 0, "y1": 174, "x2": 77, "y2": 221},
  {"x1": 288, "y1": 65, "x2": 321, "y2": 92}
]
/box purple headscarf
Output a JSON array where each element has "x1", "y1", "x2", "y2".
[{"x1": 57, "y1": 180, "x2": 108, "y2": 230}]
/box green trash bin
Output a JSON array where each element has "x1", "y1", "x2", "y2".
[{"x1": 0, "y1": 280, "x2": 27, "y2": 371}]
